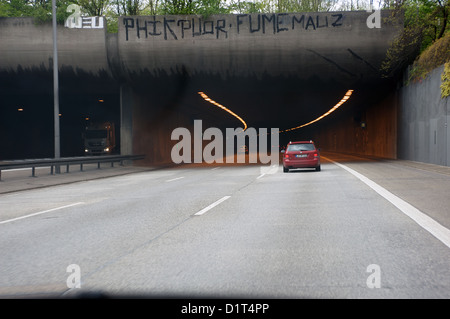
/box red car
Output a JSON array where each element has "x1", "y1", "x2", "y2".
[{"x1": 282, "y1": 141, "x2": 321, "y2": 172}]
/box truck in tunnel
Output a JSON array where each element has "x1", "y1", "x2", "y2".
[{"x1": 83, "y1": 121, "x2": 116, "y2": 156}]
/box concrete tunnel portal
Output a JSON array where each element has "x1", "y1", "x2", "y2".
[{"x1": 0, "y1": 11, "x2": 403, "y2": 163}]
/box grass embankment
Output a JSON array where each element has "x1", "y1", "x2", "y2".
[{"x1": 407, "y1": 33, "x2": 450, "y2": 98}]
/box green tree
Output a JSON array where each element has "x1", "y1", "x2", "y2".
[
  {"x1": 111, "y1": 0, "x2": 144, "y2": 15},
  {"x1": 441, "y1": 62, "x2": 450, "y2": 98},
  {"x1": 228, "y1": 0, "x2": 342, "y2": 13},
  {"x1": 0, "y1": 0, "x2": 77, "y2": 23},
  {"x1": 104, "y1": 0, "x2": 148, "y2": 32},
  {"x1": 273, "y1": 0, "x2": 338, "y2": 12},
  {"x1": 159, "y1": 0, "x2": 230, "y2": 16},
  {"x1": 77, "y1": 0, "x2": 109, "y2": 16},
  {"x1": 228, "y1": 0, "x2": 272, "y2": 13},
  {"x1": 160, "y1": 0, "x2": 197, "y2": 14},
  {"x1": 381, "y1": 0, "x2": 449, "y2": 78},
  {"x1": 144, "y1": 0, "x2": 161, "y2": 14}
]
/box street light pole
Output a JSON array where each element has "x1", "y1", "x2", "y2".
[{"x1": 52, "y1": 0, "x2": 60, "y2": 173}]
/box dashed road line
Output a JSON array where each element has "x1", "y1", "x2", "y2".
[
  {"x1": 0, "y1": 202, "x2": 84, "y2": 225},
  {"x1": 257, "y1": 165, "x2": 279, "y2": 179},
  {"x1": 166, "y1": 177, "x2": 184, "y2": 182},
  {"x1": 194, "y1": 196, "x2": 231, "y2": 216}
]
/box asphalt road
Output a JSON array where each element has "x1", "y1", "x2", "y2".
[{"x1": 0, "y1": 153, "x2": 449, "y2": 299}]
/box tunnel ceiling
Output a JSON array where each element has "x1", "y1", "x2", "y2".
[{"x1": 0, "y1": 11, "x2": 403, "y2": 133}]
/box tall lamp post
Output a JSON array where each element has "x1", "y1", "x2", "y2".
[{"x1": 52, "y1": 0, "x2": 60, "y2": 173}]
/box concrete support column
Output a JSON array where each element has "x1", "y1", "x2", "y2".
[{"x1": 120, "y1": 84, "x2": 133, "y2": 156}]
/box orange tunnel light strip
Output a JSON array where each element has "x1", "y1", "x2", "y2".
[
  {"x1": 279, "y1": 89, "x2": 354, "y2": 133},
  {"x1": 198, "y1": 92, "x2": 248, "y2": 131}
]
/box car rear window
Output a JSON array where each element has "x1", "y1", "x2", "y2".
[{"x1": 287, "y1": 143, "x2": 315, "y2": 151}]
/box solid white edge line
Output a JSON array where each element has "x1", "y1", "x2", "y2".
[
  {"x1": 166, "y1": 177, "x2": 184, "y2": 182},
  {"x1": 194, "y1": 196, "x2": 231, "y2": 216},
  {"x1": 0, "y1": 202, "x2": 84, "y2": 225},
  {"x1": 324, "y1": 156, "x2": 450, "y2": 249}
]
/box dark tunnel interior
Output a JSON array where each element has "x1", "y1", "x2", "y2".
[{"x1": 0, "y1": 66, "x2": 397, "y2": 161}]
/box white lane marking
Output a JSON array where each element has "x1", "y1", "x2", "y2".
[
  {"x1": 0, "y1": 202, "x2": 84, "y2": 225},
  {"x1": 194, "y1": 196, "x2": 231, "y2": 216},
  {"x1": 166, "y1": 177, "x2": 184, "y2": 182},
  {"x1": 257, "y1": 165, "x2": 279, "y2": 179},
  {"x1": 211, "y1": 167, "x2": 221, "y2": 170},
  {"x1": 326, "y1": 157, "x2": 450, "y2": 249}
]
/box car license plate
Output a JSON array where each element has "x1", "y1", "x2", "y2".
[{"x1": 296, "y1": 154, "x2": 307, "y2": 158}]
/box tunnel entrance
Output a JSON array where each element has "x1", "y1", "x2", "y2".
[
  {"x1": 0, "y1": 12, "x2": 403, "y2": 162},
  {"x1": 124, "y1": 68, "x2": 398, "y2": 165},
  {"x1": 0, "y1": 70, "x2": 120, "y2": 160},
  {"x1": 0, "y1": 60, "x2": 398, "y2": 162}
]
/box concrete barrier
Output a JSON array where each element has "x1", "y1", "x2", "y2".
[{"x1": 399, "y1": 65, "x2": 450, "y2": 166}]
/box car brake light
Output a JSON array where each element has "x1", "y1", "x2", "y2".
[{"x1": 314, "y1": 153, "x2": 318, "y2": 157}]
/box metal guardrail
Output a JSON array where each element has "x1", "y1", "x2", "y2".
[{"x1": 0, "y1": 154, "x2": 145, "y2": 181}]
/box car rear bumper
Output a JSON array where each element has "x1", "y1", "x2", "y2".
[{"x1": 283, "y1": 158, "x2": 320, "y2": 168}]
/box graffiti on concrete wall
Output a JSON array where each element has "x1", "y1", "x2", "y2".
[
  {"x1": 122, "y1": 13, "x2": 344, "y2": 41},
  {"x1": 65, "y1": 4, "x2": 104, "y2": 29}
]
